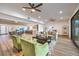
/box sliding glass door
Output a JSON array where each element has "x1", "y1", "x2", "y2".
[{"x1": 71, "y1": 10, "x2": 79, "y2": 49}]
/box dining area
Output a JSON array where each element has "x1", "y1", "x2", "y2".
[
  {"x1": 8, "y1": 24, "x2": 58, "y2": 56},
  {"x1": 0, "y1": 3, "x2": 78, "y2": 56}
]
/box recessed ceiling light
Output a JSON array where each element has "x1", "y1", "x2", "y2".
[
  {"x1": 60, "y1": 17, "x2": 63, "y2": 19},
  {"x1": 38, "y1": 16, "x2": 41, "y2": 18},
  {"x1": 31, "y1": 9, "x2": 35, "y2": 12},
  {"x1": 59, "y1": 11, "x2": 63, "y2": 14},
  {"x1": 22, "y1": 8, "x2": 26, "y2": 11}
]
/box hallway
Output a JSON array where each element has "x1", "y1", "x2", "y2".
[{"x1": 0, "y1": 35, "x2": 79, "y2": 56}]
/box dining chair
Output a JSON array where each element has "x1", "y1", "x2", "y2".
[{"x1": 11, "y1": 35, "x2": 22, "y2": 52}]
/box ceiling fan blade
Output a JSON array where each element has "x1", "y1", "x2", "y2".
[
  {"x1": 29, "y1": 3, "x2": 33, "y2": 8},
  {"x1": 34, "y1": 3, "x2": 43, "y2": 8},
  {"x1": 23, "y1": 7, "x2": 32, "y2": 9},
  {"x1": 35, "y1": 9, "x2": 41, "y2": 12}
]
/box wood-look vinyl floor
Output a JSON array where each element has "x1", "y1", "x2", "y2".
[
  {"x1": 52, "y1": 36, "x2": 79, "y2": 56},
  {"x1": 0, "y1": 35, "x2": 15, "y2": 56},
  {"x1": 0, "y1": 35, "x2": 79, "y2": 56}
]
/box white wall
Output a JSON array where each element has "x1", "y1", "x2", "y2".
[
  {"x1": 38, "y1": 24, "x2": 44, "y2": 33},
  {"x1": 49, "y1": 20, "x2": 69, "y2": 35}
]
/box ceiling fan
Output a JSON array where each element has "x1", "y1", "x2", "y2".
[{"x1": 22, "y1": 3, "x2": 43, "y2": 12}]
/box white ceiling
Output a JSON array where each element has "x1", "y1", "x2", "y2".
[{"x1": 0, "y1": 3, "x2": 79, "y2": 23}]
